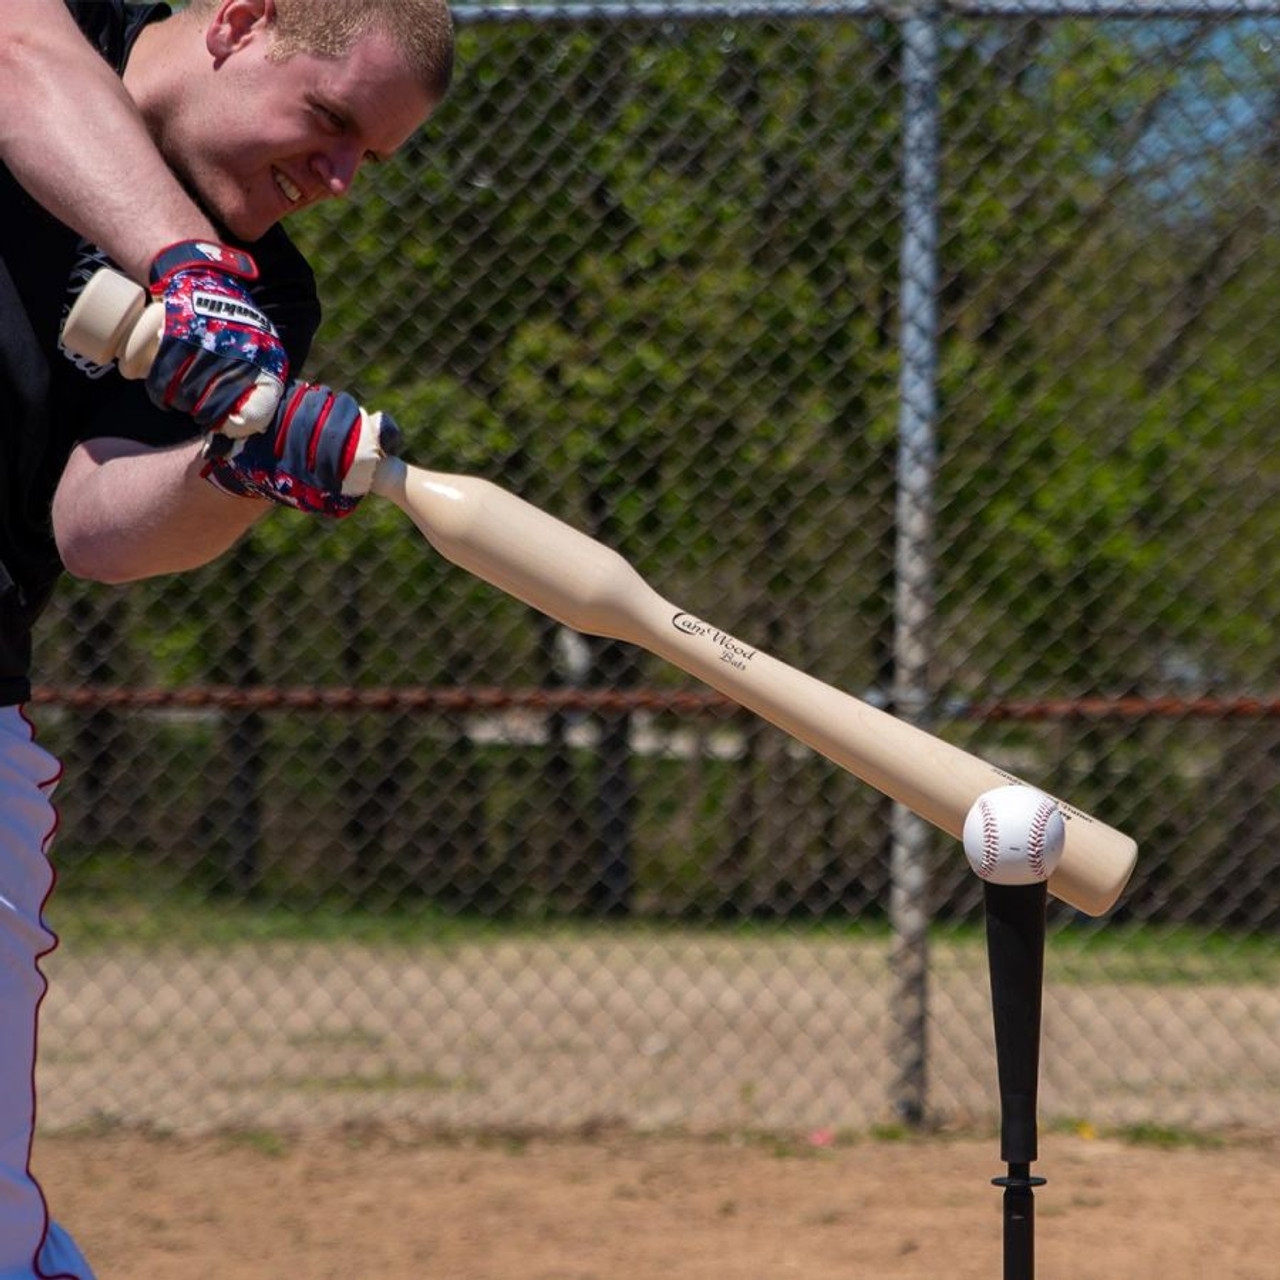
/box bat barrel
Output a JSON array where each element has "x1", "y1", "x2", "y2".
[{"x1": 644, "y1": 625, "x2": 1134, "y2": 915}]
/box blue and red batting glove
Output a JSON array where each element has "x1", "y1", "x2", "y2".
[
  {"x1": 146, "y1": 241, "x2": 289, "y2": 437},
  {"x1": 202, "y1": 381, "x2": 402, "y2": 518}
]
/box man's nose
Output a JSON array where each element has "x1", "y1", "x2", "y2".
[{"x1": 314, "y1": 144, "x2": 361, "y2": 197}]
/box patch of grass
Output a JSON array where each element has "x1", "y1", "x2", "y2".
[
  {"x1": 1109, "y1": 1123, "x2": 1225, "y2": 1151},
  {"x1": 1045, "y1": 1117, "x2": 1231, "y2": 1149},
  {"x1": 60, "y1": 1112, "x2": 128, "y2": 1140},
  {"x1": 1046, "y1": 1116, "x2": 1099, "y2": 1140},
  {"x1": 713, "y1": 1131, "x2": 823, "y2": 1160},
  {"x1": 285, "y1": 1028, "x2": 385, "y2": 1050},
  {"x1": 220, "y1": 1129, "x2": 290, "y2": 1158},
  {"x1": 41, "y1": 852, "x2": 1280, "y2": 989},
  {"x1": 756, "y1": 1136, "x2": 819, "y2": 1160},
  {"x1": 59, "y1": 1113, "x2": 174, "y2": 1142},
  {"x1": 277, "y1": 1068, "x2": 481, "y2": 1096},
  {"x1": 868, "y1": 1122, "x2": 914, "y2": 1143},
  {"x1": 45, "y1": 851, "x2": 529, "y2": 952},
  {"x1": 1042, "y1": 923, "x2": 1280, "y2": 987},
  {"x1": 926, "y1": 920, "x2": 1280, "y2": 987}
]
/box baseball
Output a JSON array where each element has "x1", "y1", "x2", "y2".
[{"x1": 962, "y1": 785, "x2": 1066, "y2": 885}]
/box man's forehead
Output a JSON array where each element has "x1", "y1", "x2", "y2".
[
  {"x1": 310, "y1": 26, "x2": 414, "y2": 96},
  {"x1": 306, "y1": 28, "x2": 433, "y2": 148}
]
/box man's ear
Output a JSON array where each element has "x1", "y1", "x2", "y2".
[{"x1": 206, "y1": 0, "x2": 277, "y2": 63}]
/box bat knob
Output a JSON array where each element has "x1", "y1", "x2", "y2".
[{"x1": 62, "y1": 269, "x2": 147, "y2": 367}]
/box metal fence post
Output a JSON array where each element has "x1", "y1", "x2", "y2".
[{"x1": 890, "y1": 2, "x2": 942, "y2": 1127}]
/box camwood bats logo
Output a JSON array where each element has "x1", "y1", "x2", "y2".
[
  {"x1": 990, "y1": 767, "x2": 1089, "y2": 824},
  {"x1": 671, "y1": 613, "x2": 757, "y2": 670}
]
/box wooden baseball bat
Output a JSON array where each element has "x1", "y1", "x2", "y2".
[{"x1": 61, "y1": 269, "x2": 1138, "y2": 915}]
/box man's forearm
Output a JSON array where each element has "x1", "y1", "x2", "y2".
[
  {"x1": 0, "y1": 0, "x2": 217, "y2": 280},
  {"x1": 52, "y1": 437, "x2": 269, "y2": 584}
]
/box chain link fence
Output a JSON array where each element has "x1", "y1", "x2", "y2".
[{"x1": 33, "y1": 3, "x2": 1279, "y2": 1138}]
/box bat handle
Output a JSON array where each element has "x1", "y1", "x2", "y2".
[
  {"x1": 62, "y1": 267, "x2": 164, "y2": 378},
  {"x1": 67, "y1": 268, "x2": 400, "y2": 485}
]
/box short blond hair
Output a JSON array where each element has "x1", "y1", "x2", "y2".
[{"x1": 184, "y1": 0, "x2": 454, "y2": 100}]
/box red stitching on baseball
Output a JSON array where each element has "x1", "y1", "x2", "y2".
[
  {"x1": 1028, "y1": 797, "x2": 1055, "y2": 879},
  {"x1": 980, "y1": 798, "x2": 999, "y2": 878}
]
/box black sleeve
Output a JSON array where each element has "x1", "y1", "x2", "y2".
[{"x1": 66, "y1": 0, "x2": 170, "y2": 68}]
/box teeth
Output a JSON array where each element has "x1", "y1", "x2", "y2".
[{"x1": 274, "y1": 169, "x2": 302, "y2": 203}]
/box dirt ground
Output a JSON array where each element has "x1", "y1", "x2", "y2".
[{"x1": 36, "y1": 1127, "x2": 1280, "y2": 1279}]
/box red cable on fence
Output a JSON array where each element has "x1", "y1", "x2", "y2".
[
  {"x1": 962, "y1": 696, "x2": 1280, "y2": 721},
  {"x1": 28, "y1": 686, "x2": 1280, "y2": 719}
]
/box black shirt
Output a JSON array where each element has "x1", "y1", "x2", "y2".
[{"x1": 0, "y1": 0, "x2": 321, "y2": 704}]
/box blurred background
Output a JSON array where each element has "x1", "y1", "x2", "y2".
[{"x1": 35, "y1": 2, "x2": 1278, "y2": 1141}]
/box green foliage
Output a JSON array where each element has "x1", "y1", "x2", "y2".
[{"x1": 39, "y1": 18, "x2": 1279, "y2": 923}]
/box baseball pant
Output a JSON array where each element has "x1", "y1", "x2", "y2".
[{"x1": 0, "y1": 706, "x2": 95, "y2": 1279}]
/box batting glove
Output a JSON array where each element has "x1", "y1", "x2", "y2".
[
  {"x1": 146, "y1": 241, "x2": 289, "y2": 438},
  {"x1": 201, "y1": 381, "x2": 402, "y2": 518}
]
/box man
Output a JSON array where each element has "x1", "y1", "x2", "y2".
[{"x1": 0, "y1": 1, "x2": 453, "y2": 1273}]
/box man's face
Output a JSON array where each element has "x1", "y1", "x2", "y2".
[{"x1": 166, "y1": 22, "x2": 435, "y2": 241}]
